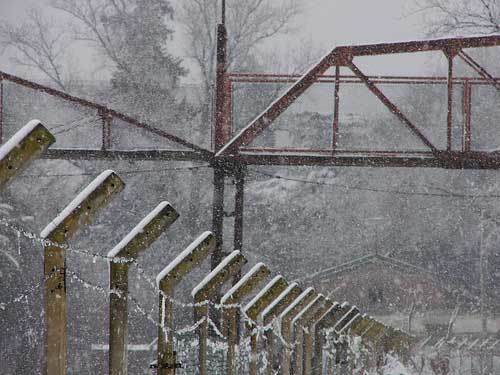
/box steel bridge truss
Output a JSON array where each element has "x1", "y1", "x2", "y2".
[{"x1": 1, "y1": 33, "x2": 500, "y2": 267}]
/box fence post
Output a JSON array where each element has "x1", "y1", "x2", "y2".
[
  {"x1": 261, "y1": 283, "x2": 302, "y2": 375},
  {"x1": 107, "y1": 201, "x2": 179, "y2": 375},
  {"x1": 156, "y1": 231, "x2": 216, "y2": 375},
  {"x1": 279, "y1": 288, "x2": 316, "y2": 375},
  {"x1": 41, "y1": 170, "x2": 125, "y2": 375},
  {"x1": 313, "y1": 302, "x2": 349, "y2": 375},
  {"x1": 244, "y1": 276, "x2": 289, "y2": 375},
  {"x1": 0, "y1": 120, "x2": 55, "y2": 189},
  {"x1": 303, "y1": 299, "x2": 334, "y2": 375},
  {"x1": 192, "y1": 250, "x2": 247, "y2": 375},
  {"x1": 291, "y1": 295, "x2": 325, "y2": 375},
  {"x1": 221, "y1": 263, "x2": 271, "y2": 375}
]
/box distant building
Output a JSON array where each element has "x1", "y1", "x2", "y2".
[{"x1": 304, "y1": 253, "x2": 500, "y2": 338}]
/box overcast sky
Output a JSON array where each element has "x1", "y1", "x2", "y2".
[{"x1": 0, "y1": 0, "x2": 442, "y2": 82}]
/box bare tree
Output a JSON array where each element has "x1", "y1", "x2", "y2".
[
  {"x1": 177, "y1": 0, "x2": 302, "y2": 122},
  {"x1": 414, "y1": 0, "x2": 500, "y2": 36},
  {"x1": 0, "y1": 8, "x2": 73, "y2": 90}
]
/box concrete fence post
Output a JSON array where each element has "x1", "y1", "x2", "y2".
[
  {"x1": 303, "y1": 299, "x2": 334, "y2": 375},
  {"x1": 221, "y1": 263, "x2": 270, "y2": 375},
  {"x1": 279, "y1": 288, "x2": 316, "y2": 375},
  {"x1": 192, "y1": 250, "x2": 247, "y2": 375},
  {"x1": 261, "y1": 283, "x2": 302, "y2": 375},
  {"x1": 107, "y1": 201, "x2": 179, "y2": 375},
  {"x1": 155, "y1": 231, "x2": 216, "y2": 375},
  {"x1": 41, "y1": 170, "x2": 125, "y2": 375},
  {"x1": 244, "y1": 276, "x2": 289, "y2": 375},
  {"x1": 291, "y1": 295, "x2": 325, "y2": 375}
]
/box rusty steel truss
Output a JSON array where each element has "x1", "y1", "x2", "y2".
[{"x1": 1, "y1": 28, "x2": 500, "y2": 268}]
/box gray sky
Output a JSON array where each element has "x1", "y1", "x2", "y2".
[{"x1": 0, "y1": 0, "x2": 439, "y2": 82}]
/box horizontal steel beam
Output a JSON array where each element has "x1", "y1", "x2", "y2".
[
  {"x1": 42, "y1": 149, "x2": 213, "y2": 162},
  {"x1": 0, "y1": 70, "x2": 212, "y2": 155},
  {"x1": 334, "y1": 34, "x2": 500, "y2": 57},
  {"x1": 236, "y1": 150, "x2": 500, "y2": 169}
]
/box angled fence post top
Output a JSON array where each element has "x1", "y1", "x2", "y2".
[
  {"x1": 317, "y1": 301, "x2": 352, "y2": 329},
  {"x1": 0, "y1": 120, "x2": 55, "y2": 189},
  {"x1": 107, "y1": 201, "x2": 178, "y2": 263},
  {"x1": 280, "y1": 287, "x2": 316, "y2": 324},
  {"x1": 244, "y1": 275, "x2": 289, "y2": 321},
  {"x1": 221, "y1": 262, "x2": 270, "y2": 305},
  {"x1": 192, "y1": 250, "x2": 247, "y2": 301},
  {"x1": 292, "y1": 294, "x2": 325, "y2": 327},
  {"x1": 41, "y1": 169, "x2": 125, "y2": 242},
  {"x1": 156, "y1": 231, "x2": 216, "y2": 290},
  {"x1": 350, "y1": 313, "x2": 373, "y2": 336},
  {"x1": 334, "y1": 305, "x2": 360, "y2": 329},
  {"x1": 262, "y1": 282, "x2": 302, "y2": 325},
  {"x1": 362, "y1": 318, "x2": 387, "y2": 341}
]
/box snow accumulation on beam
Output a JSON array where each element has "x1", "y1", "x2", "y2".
[
  {"x1": 41, "y1": 170, "x2": 119, "y2": 239},
  {"x1": 221, "y1": 262, "x2": 265, "y2": 304},
  {"x1": 261, "y1": 282, "x2": 300, "y2": 319},
  {"x1": 107, "y1": 201, "x2": 176, "y2": 260},
  {"x1": 292, "y1": 294, "x2": 324, "y2": 326},
  {"x1": 156, "y1": 231, "x2": 213, "y2": 287},
  {"x1": 191, "y1": 250, "x2": 241, "y2": 298},
  {"x1": 0, "y1": 120, "x2": 47, "y2": 160},
  {"x1": 244, "y1": 275, "x2": 285, "y2": 313},
  {"x1": 280, "y1": 287, "x2": 315, "y2": 320}
]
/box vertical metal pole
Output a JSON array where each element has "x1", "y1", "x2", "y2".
[
  {"x1": 332, "y1": 65, "x2": 340, "y2": 150},
  {"x1": 106, "y1": 114, "x2": 112, "y2": 150},
  {"x1": 0, "y1": 78, "x2": 3, "y2": 144},
  {"x1": 446, "y1": 53, "x2": 454, "y2": 152},
  {"x1": 109, "y1": 263, "x2": 129, "y2": 375},
  {"x1": 233, "y1": 165, "x2": 245, "y2": 283},
  {"x1": 212, "y1": 166, "x2": 225, "y2": 269},
  {"x1": 214, "y1": 24, "x2": 229, "y2": 152},
  {"x1": 221, "y1": 0, "x2": 226, "y2": 25},
  {"x1": 44, "y1": 242, "x2": 67, "y2": 375},
  {"x1": 462, "y1": 80, "x2": 472, "y2": 152}
]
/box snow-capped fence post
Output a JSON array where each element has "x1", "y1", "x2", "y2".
[
  {"x1": 313, "y1": 302, "x2": 348, "y2": 375},
  {"x1": 192, "y1": 250, "x2": 247, "y2": 375},
  {"x1": 106, "y1": 201, "x2": 179, "y2": 375},
  {"x1": 0, "y1": 120, "x2": 55, "y2": 188},
  {"x1": 360, "y1": 318, "x2": 387, "y2": 373},
  {"x1": 303, "y1": 299, "x2": 334, "y2": 375},
  {"x1": 244, "y1": 276, "x2": 289, "y2": 375},
  {"x1": 291, "y1": 294, "x2": 325, "y2": 375},
  {"x1": 41, "y1": 170, "x2": 125, "y2": 375},
  {"x1": 155, "y1": 231, "x2": 216, "y2": 375},
  {"x1": 220, "y1": 263, "x2": 271, "y2": 375},
  {"x1": 279, "y1": 288, "x2": 316, "y2": 375},
  {"x1": 261, "y1": 283, "x2": 302, "y2": 375},
  {"x1": 333, "y1": 307, "x2": 361, "y2": 375}
]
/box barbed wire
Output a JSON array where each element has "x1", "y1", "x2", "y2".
[{"x1": 248, "y1": 169, "x2": 500, "y2": 200}]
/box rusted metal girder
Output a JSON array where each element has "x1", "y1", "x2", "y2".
[
  {"x1": 42, "y1": 149, "x2": 212, "y2": 162},
  {"x1": 236, "y1": 150, "x2": 500, "y2": 169},
  {"x1": 218, "y1": 35, "x2": 500, "y2": 157},
  {"x1": 0, "y1": 70, "x2": 212, "y2": 156}
]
